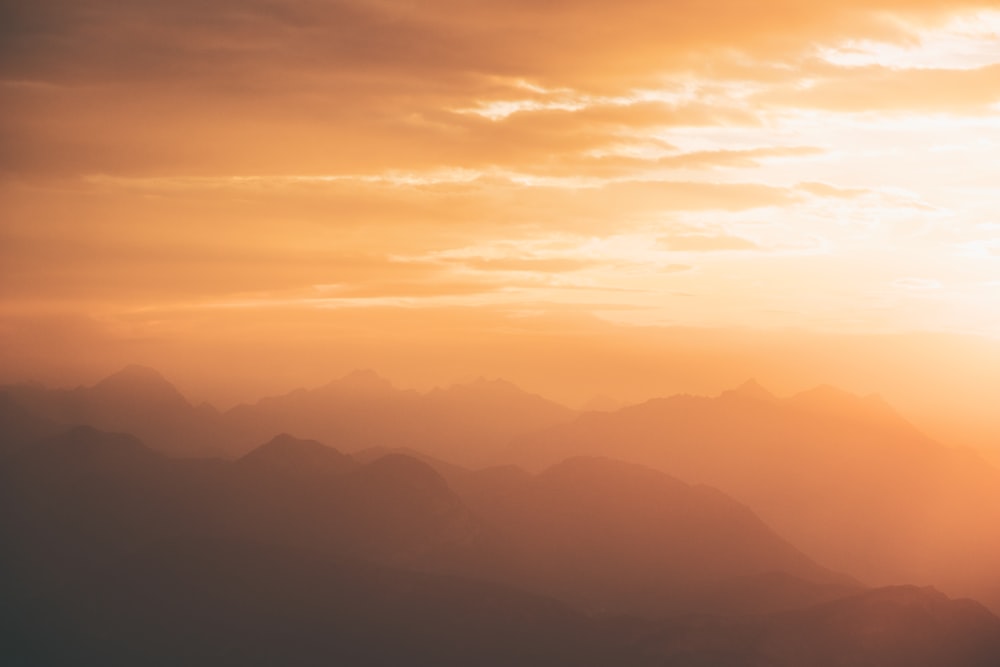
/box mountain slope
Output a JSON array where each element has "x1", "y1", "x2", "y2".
[
  {"x1": 4, "y1": 426, "x2": 999, "y2": 666},
  {"x1": 0, "y1": 428, "x2": 484, "y2": 600},
  {"x1": 220, "y1": 371, "x2": 576, "y2": 464},
  {"x1": 0, "y1": 367, "x2": 577, "y2": 463},
  {"x1": 0, "y1": 366, "x2": 225, "y2": 457},
  {"x1": 450, "y1": 456, "x2": 857, "y2": 616},
  {"x1": 507, "y1": 382, "x2": 1000, "y2": 610},
  {"x1": 2, "y1": 426, "x2": 853, "y2": 619}
]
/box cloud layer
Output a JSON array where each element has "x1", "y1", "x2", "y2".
[{"x1": 2, "y1": 0, "x2": 1000, "y2": 346}]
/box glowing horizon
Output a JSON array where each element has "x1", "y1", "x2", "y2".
[
  {"x1": 3, "y1": 2, "x2": 1000, "y2": 333},
  {"x1": 3, "y1": 1, "x2": 1000, "y2": 446}
]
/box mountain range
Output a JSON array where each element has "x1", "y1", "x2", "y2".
[
  {"x1": 1, "y1": 365, "x2": 574, "y2": 464},
  {"x1": 506, "y1": 379, "x2": 1000, "y2": 613},
  {"x1": 3, "y1": 366, "x2": 1000, "y2": 664},
  {"x1": 1, "y1": 426, "x2": 851, "y2": 617}
]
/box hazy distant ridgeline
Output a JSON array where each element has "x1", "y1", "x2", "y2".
[
  {"x1": 3, "y1": 425, "x2": 1000, "y2": 666},
  {"x1": 0, "y1": 365, "x2": 575, "y2": 465},
  {"x1": 3, "y1": 365, "x2": 1000, "y2": 664},
  {"x1": 506, "y1": 379, "x2": 1000, "y2": 613},
  {"x1": 1, "y1": 426, "x2": 850, "y2": 618}
]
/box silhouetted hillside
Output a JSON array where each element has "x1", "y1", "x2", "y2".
[
  {"x1": 1, "y1": 426, "x2": 850, "y2": 618},
  {"x1": 0, "y1": 428, "x2": 484, "y2": 600},
  {"x1": 0, "y1": 366, "x2": 226, "y2": 457},
  {"x1": 4, "y1": 425, "x2": 1000, "y2": 665},
  {"x1": 222, "y1": 371, "x2": 576, "y2": 465},
  {"x1": 443, "y1": 456, "x2": 857, "y2": 616},
  {"x1": 508, "y1": 381, "x2": 1000, "y2": 612},
  {"x1": 0, "y1": 366, "x2": 576, "y2": 464}
]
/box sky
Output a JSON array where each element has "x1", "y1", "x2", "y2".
[{"x1": 2, "y1": 1, "x2": 1000, "y2": 445}]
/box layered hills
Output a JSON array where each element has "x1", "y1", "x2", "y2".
[
  {"x1": 507, "y1": 379, "x2": 1000, "y2": 612},
  {"x1": 3, "y1": 367, "x2": 1000, "y2": 664},
  {"x1": 1, "y1": 366, "x2": 574, "y2": 464}
]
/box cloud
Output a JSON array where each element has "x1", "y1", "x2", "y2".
[
  {"x1": 760, "y1": 63, "x2": 1000, "y2": 113},
  {"x1": 3, "y1": 0, "x2": 999, "y2": 341},
  {"x1": 2, "y1": 1, "x2": 994, "y2": 179},
  {"x1": 798, "y1": 181, "x2": 871, "y2": 198},
  {"x1": 659, "y1": 233, "x2": 761, "y2": 252},
  {"x1": 454, "y1": 257, "x2": 601, "y2": 273}
]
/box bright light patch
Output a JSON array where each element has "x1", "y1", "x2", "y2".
[{"x1": 819, "y1": 10, "x2": 1000, "y2": 70}]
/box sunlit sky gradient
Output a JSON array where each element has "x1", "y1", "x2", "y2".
[{"x1": 2, "y1": 2, "x2": 1000, "y2": 432}]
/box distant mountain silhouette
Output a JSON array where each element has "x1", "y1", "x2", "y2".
[
  {"x1": 351, "y1": 449, "x2": 862, "y2": 615},
  {"x1": 7, "y1": 369, "x2": 999, "y2": 613},
  {"x1": 1, "y1": 425, "x2": 853, "y2": 618},
  {"x1": 443, "y1": 455, "x2": 858, "y2": 616},
  {"x1": 0, "y1": 428, "x2": 484, "y2": 601},
  {"x1": 0, "y1": 367, "x2": 577, "y2": 464},
  {"x1": 507, "y1": 381, "x2": 1000, "y2": 612},
  {"x1": 0, "y1": 365, "x2": 225, "y2": 457},
  {"x1": 238, "y1": 433, "x2": 358, "y2": 477},
  {"x1": 354, "y1": 444, "x2": 472, "y2": 482},
  {"x1": 720, "y1": 377, "x2": 776, "y2": 402},
  {"x1": 91, "y1": 364, "x2": 189, "y2": 403},
  {"x1": 220, "y1": 370, "x2": 576, "y2": 464},
  {"x1": 321, "y1": 367, "x2": 398, "y2": 396},
  {"x1": 4, "y1": 425, "x2": 999, "y2": 665}
]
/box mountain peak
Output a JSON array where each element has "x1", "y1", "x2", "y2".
[
  {"x1": 239, "y1": 433, "x2": 355, "y2": 476},
  {"x1": 91, "y1": 365, "x2": 190, "y2": 406},
  {"x1": 721, "y1": 378, "x2": 776, "y2": 402},
  {"x1": 96, "y1": 364, "x2": 168, "y2": 387}
]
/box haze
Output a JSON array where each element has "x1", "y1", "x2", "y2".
[
  {"x1": 3, "y1": 1, "x2": 1000, "y2": 458},
  {"x1": 3, "y1": 2, "x2": 1000, "y2": 665}
]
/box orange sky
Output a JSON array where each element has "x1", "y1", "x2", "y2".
[{"x1": 2, "y1": 1, "x2": 1000, "y2": 451}]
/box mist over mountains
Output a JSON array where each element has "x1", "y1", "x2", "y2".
[
  {"x1": 508, "y1": 379, "x2": 1000, "y2": 611},
  {"x1": 1, "y1": 365, "x2": 573, "y2": 464},
  {"x1": 3, "y1": 366, "x2": 1000, "y2": 665}
]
